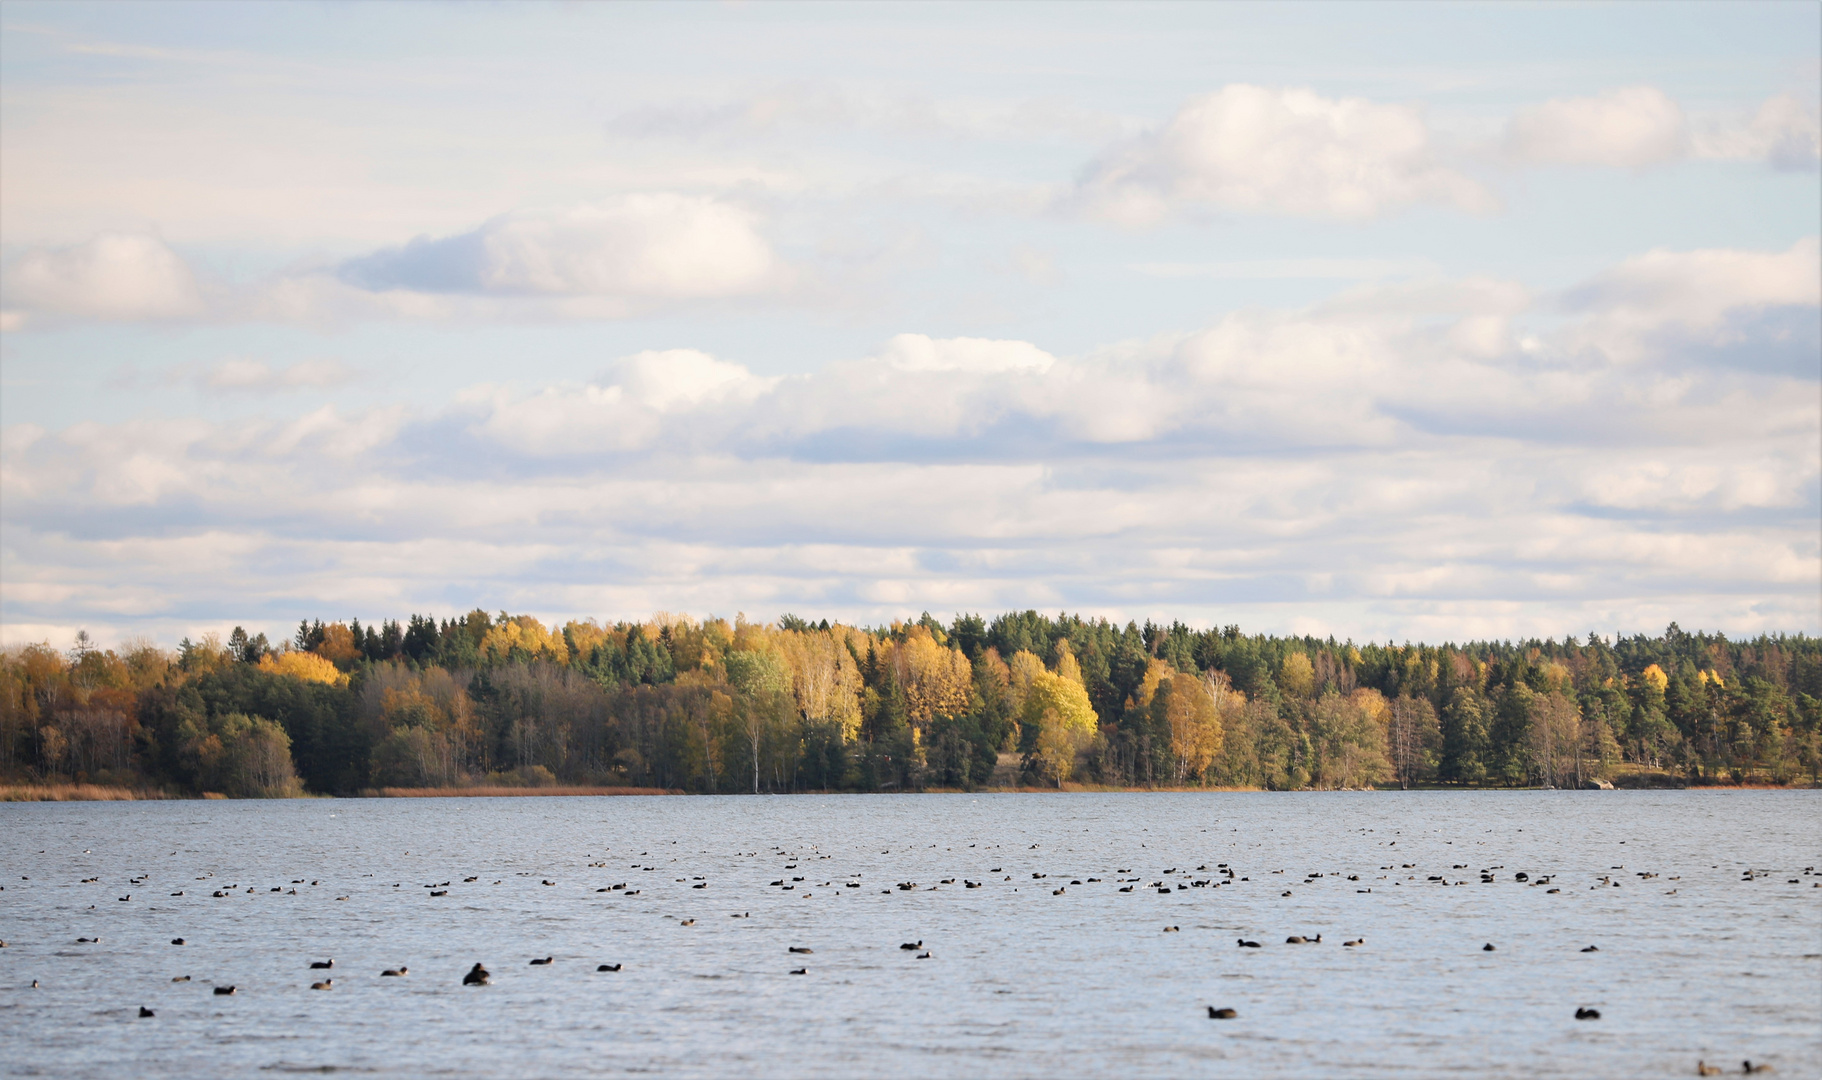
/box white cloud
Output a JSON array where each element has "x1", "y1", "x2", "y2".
[
  {"x1": 1076, "y1": 85, "x2": 1496, "y2": 224},
  {"x1": 476, "y1": 349, "x2": 780, "y2": 455},
  {"x1": 873, "y1": 334, "x2": 1056, "y2": 374},
  {"x1": 338, "y1": 195, "x2": 780, "y2": 300},
  {"x1": 1694, "y1": 93, "x2": 1822, "y2": 171},
  {"x1": 1503, "y1": 86, "x2": 1688, "y2": 169},
  {"x1": 4, "y1": 233, "x2": 204, "y2": 320},
  {"x1": 1505, "y1": 87, "x2": 1821, "y2": 172},
  {"x1": 1560, "y1": 236, "x2": 1821, "y2": 363}
]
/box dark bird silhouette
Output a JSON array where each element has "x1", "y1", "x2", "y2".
[
  {"x1": 1343, "y1": 938, "x2": 1364, "y2": 947},
  {"x1": 1575, "y1": 1007, "x2": 1600, "y2": 1020},
  {"x1": 139, "y1": 1007, "x2": 155, "y2": 1017},
  {"x1": 1236, "y1": 939, "x2": 1261, "y2": 948},
  {"x1": 1581, "y1": 945, "x2": 1599, "y2": 952},
  {"x1": 171, "y1": 976, "x2": 190, "y2": 982},
  {"x1": 309, "y1": 959, "x2": 333, "y2": 969},
  {"x1": 311, "y1": 979, "x2": 333, "y2": 990},
  {"x1": 463, "y1": 963, "x2": 490, "y2": 986},
  {"x1": 213, "y1": 985, "x2": 235, "y2": 995},
  {"x1": 170, "y1": 938, "x2": 185, "y2": 945},
  {"x1": 1208, "y1": 1007, "x2": 1237, "y2": 1019},
  {"x1": 381, "y1": 967, "x2": 407, "y2": 977},
  {"x1": 1482, "y1": 943, "x2": 1496, "y2": 951},
  {"x1": 789, "y1": 947, "x2": 813, "y2": 954},
  {"x1": 529, "y1": 957, "x2": 553, "y2": 965},
  {"x1": 789, "y1": 967, "x2": 807, "y2": 975},
  {"x1": 596, "y1": 963, "x2": 621, "y2": 972},
  {"x1": 1743, "y1": 1062, "x2": 1773, "y2": 1074},
  {"x1": 900, "y1": 940, "x2": 922, "y2": 950}
]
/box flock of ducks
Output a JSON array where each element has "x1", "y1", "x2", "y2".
[{"x1": 12, "y1": 846, "x2": 1810, "y2": 1075}]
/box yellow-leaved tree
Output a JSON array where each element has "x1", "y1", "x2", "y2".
[
  {"x1": 480, "y1": 616, "x2": 570, "y2": 664},
  {"x1": 1280, "y1": 652, "x2": 1316, "y2": 700},
  {"x1": 1006, "y1": 649, "x2": 1047, "y2": 717},
  {"x1": 891, "y1": 626, "x2": 972, "y2": 733},
  {"x1": 1153, "y1": 671, "x2": 1223, "y2": 783},
  {"x1": 1022, "y1": 669, "x2": 1097, "y2": 786},
  {"x1": 312, "y1": 623, "x2": 361, "y2": 666},
  {"x1": 257, "y1": 650, "x2": 348, "y2": 686},
  {"x1": 776, "y1": 627, "x2": 863, "y2": 739}
]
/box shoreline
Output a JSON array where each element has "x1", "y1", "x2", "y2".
[{"x1": 4, "y1": 780, "x2": 1815, "y2": 801}]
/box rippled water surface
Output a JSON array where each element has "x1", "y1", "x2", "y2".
[{"x1": 2, "y1": 792, "x2": 1819, "y2": 1078}]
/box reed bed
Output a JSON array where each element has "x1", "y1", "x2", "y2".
[{"x1": 0, "y1": 783, "x2": 169, "y2": 802}]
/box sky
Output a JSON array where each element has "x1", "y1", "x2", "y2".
[{"x1": 1, "y1": 0, "x2": 1818, "y2": 650}]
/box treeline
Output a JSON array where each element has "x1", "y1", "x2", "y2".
[{"x1": 2, "y1": 612, "x2": 1818, "y2": 795}]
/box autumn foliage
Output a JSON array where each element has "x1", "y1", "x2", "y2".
[{"x1": 1, "y1": 613, "x2": 1817, "y2": 795}]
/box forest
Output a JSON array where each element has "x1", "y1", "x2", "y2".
[{"x1": 3, "y1": 611, "x2": 1818, "y2": 796}]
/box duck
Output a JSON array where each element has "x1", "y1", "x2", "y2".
[
  {"x1": 138, "y1": 1007, "x2": 155, "y2": 1018},
  {"x1": 529, "y1": 957, "x2": 553, "y2": 966},
  {"x1": 1207, "y1": 1007, "x2": 1238, "y2": 1019},
  {"x1": 171, "y1": 938, "x2": 185, "y2": 946},
  {"x1": 1743, "y1": 1063, "x2": 1773, "y2": 1074},
  {"x1": 463, "y1": 963, "x2": 490, "y2": 986},
  {"x1": 213, "y1": 985, "x2": 236, "y2": 995},
  {"x1": 1575, "y1": 1007, "x2": 1600, "y2": 1020},
  {"x1": 310, "y1": 979, "x2": 333, "y2": 991},
  {"x1": 309, "y1": 959, "x2": 333, "y2": 970},
  {"x1": 596, "y1": 963, "x2": 621, "y2": 972},
  {"x1": 171, "y1": 975, "x2": 190, "y2": 982},
  {"x1": 1236, "y1": 939, "x2": 1262, "y2": 948},
  {"x1": 1697, "y1": 1063, "x2": 1721, "y2": 1076},
  {"x1": 1343, "y1": 938, "x2": 1364, "y2": 947},
  {"x1": 1482, "y1": 943, "x2": 1497, "y2": 951},
  {"x1": 1581, "y1": 945, "x2": 1599, "y2": 953},
  {"x1": 381, "y1": 967, "x2": 407, "y2": 977},
  {"x1": 789, "y1": 947, "x2": 813, "y2": 954},
  {"x1": 789, "y1": 967, "x2": 808, "y2": 975},
  {"x1": 899, "y1": 940, "x2": 923, "y2": 950}
]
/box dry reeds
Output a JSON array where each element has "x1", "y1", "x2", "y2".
[{"x1": 0, "y1": 783, "x2": 168, "y2": 802}]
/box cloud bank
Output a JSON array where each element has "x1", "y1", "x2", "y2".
[{"x1": 4, "y1": 241, "x2": 1814, "y2": 645}]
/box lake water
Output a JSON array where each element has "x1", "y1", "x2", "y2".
[{"x1": 2, "y1": 791, "x2": 1818, "y2": 1078}]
